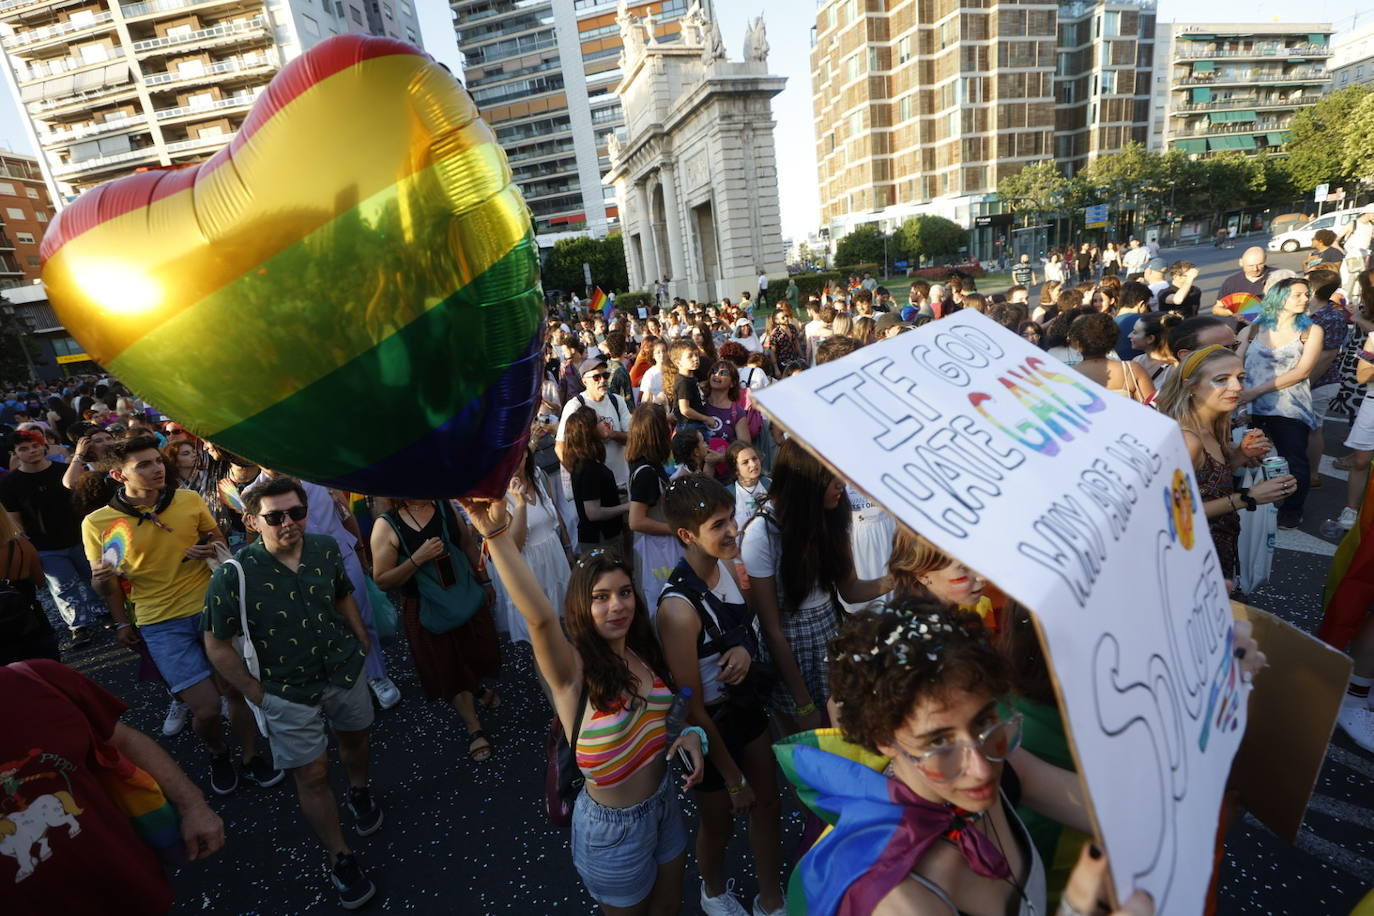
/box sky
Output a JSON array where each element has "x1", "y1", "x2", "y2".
[{"x1": 1, "y1": 0, "x2": 1368, "y2": 238}]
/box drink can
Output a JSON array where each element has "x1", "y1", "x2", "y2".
[{"x1": 1262, "y1": 456, "x2": 1289, "y2": 480}]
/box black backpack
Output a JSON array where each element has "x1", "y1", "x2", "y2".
[{"x1": 0, "y1": 541, "x2": 46, "y2": 643}]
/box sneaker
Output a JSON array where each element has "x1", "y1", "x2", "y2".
[
  {"x1": 68, "y1": 626, "x2": 92, "y2": 648},
  {"x1": 701, "y1": 879, "x2": 749, "y2": 916},
  {"x1": 1337, "y1": 705, "x2": 1374, "y2": 754},
  {"x1": 347, "y1": 786, "x2": 384, "y2": 837},
  {"x1": 368, "y1": 677, "x2": 401, "y2": 710},
  {"x1": 209, "y1": 752, "x2": 238, "y2": 795},
  {"x1": 241, "y1": 755, "x2": 285, "y2": 788},
  {"x1": 162, "y1": 699, "x2": 189, "y2": 737},
  {"x1": 752, "y1": 894, "x2": 786, "y2": 916},
  {"x1": 1337, "y1": 506, "x2": 1359, "y2": 530},
  {"x1": 329, "y1": 852, "x2": 376, "y2": 910}
]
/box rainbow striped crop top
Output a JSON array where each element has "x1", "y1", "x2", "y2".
[{"x1": 575, "y1": 676, "x2": 673, "y2": 788}]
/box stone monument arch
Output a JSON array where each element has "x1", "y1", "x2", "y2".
[{"x1": 604, "y1": 2, "x2": 786, "y2": 304}]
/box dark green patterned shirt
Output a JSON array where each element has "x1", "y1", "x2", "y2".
[{"x1": 203, "y1": 533, "x2": 362, "y2": 704}]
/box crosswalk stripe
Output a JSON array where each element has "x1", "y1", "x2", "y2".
[
  {"x1": 1327, "y1": 745, "x2": 1374, "y2": 782},
  {"x1": 1245, "y1": 813, "x2": 1374, "y2": 885},
  {"x1": 1304, "y1": 792, "x2": 1374, "y2": 828}
]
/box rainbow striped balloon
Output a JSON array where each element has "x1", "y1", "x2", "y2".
[{"x1": 41, "y1": 36, "x2": 543, "y2": 498}]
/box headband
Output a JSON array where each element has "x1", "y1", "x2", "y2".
[{"x1": 1180, "y1": 344, "x2": 1227, "y2": 380}]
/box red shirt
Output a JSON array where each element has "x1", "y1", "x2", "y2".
[{"x1": 0, "y1": 660, "x2": 173, "y2": 914}]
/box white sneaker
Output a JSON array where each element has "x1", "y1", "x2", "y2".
[
  {"x1": 162, "y1": 699, "x2": 189, "y2": 736},
  {"x1": 1336, "y1": 704, "x2": 1374, "y2": 754},
  {"x1": 701, "y1": 879, "x2": 749, "y2": 916},
  {"x1": 1337, "y1": 506, "x2": 1359, "y2": 530},
  {"x1": 369, "y1": 677, "x2": 401, "y2": 710},
  {"x1": 752, "y1": 893, "x2": 786, "y2": 916}
]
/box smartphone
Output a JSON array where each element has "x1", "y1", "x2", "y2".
[{"x1": 434, "y1": 552, "x2": 457, "y2": 589}]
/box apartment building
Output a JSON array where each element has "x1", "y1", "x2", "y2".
[
  {"x1": 0, "y1": 0, "x2": 422, "y2": 202},
  {"x1": 1331, "y1": 20, "x2": 1374, "y2": 91},
  {"x1": 452, "y1": 0, "x2": 693, "y2": 247},
  {"x1": 810, "y1": 0, "x2": 1154, "y2": 255},
  {"x1": 1148, "y1": 23, "x2": 1333, "y2": 157},
  {"x1": 0, "y1": 150, "x2": 54, "y2": 286}
]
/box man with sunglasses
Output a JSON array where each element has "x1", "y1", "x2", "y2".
[
  {"x1": 556, "y1": 355, "x2": 631, "y2": 495},
  {"x1": 82, "y1": 436, "x2": 274, "y2": 796},
  {"x1": 203, "y1": 476, "x2": 381, "y2": 910}
]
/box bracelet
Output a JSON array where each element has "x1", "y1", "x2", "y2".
[
  {"x1": 796, "y1": 702, "x2": 817, "y2": 717},
  {"x1": 480, "y1": 519, "x2": 512, "y2": 540},
  {"x1": 727, "y1": 775, "x2": 748, "y2": 796},
  {"x1": 115, "y1": 622, "x2": 131, "y2": 630},
  {"x1": 1360, "y1": 350, "x2": 1374, "y2": 363},
  {"x1": 680, "y1": 725, "x2": 710, "y2": 756}
]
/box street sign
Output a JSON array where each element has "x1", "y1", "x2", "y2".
[
  {"x1": 1314, "y1": 183, "x2": 1329, "y2": 202},
  {"x1": 56, "y1": 353, "x2": 91, "y2": 364},
  {"x1": 1085, "y1": 204, "x2": 1109, "y2": 228},
  {"x1": 893, "y1": 261, "x2": 909, "y2": 268},
  {"x1": 582, "y1": 262, "x2": 592, "y2": 287}
]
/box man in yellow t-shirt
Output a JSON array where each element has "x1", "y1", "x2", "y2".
[{"x1": 83, "y1": 436, "x2": 280, "y2": 796}]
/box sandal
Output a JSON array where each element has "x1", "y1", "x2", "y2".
[
  {"x1": 478, "y1": 687, "x2": 501, "y2": 711},
  {"x1": 468, "y1": 730, "x2": 493, "y2": 762}
]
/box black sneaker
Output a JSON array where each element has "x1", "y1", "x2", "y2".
[
  {"x1": 209, "y1": 753, "x2": 238, "y2": 795},
  {"x1": 330, "y1": 852, "x2": 376, "y2": 910},
  {"x1": 241, "y1": 755, "x2": 285, "y2": 788},
  {"x1": 346, "y1": 786, "x2": 384, "y2": 837}
]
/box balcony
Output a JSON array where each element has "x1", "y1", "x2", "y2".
[
  {"x1": 1171, "y1": 96, "x2": 1316, "y2": 114},
  {"x1": 0, "y1": 233, "x2": 14, "y2": 251},
  {"x1": 1174, "y1": 42, "x2": 1331, "y2": 60},
  {"x1": 164, "y1": 133, "x2": 228, "y2": 154},
  {"x1": 1173, "y1": 119, "x2": 1289, "y2": 138},
  {"x1": 38, "y1": 113, "x2": 148, "y2": 147},
  {"x1": 121, "y1": 0, "x2": 255, "y2": 19},
  {"x1": 2, "y1": 10, "x2": 115, "y2": 51},
  {"x1": 0, "y1": 256, "x2": 22, "y2": 276},
  {"x1": 0, "y1": 0, "x2": 87, "y2": 22},
  {"x1": 1176, "y1": 69, "x2": 1330, "y2": 86},
  {"x1": 142, "y1": 52, "x2": 273, "y2": 87},
  {"x1": 20, "y1": 63, "x2": 138, "y2": 114},
  {"x1": 53, "y1": 145, "x2": 160, "y2": 177},
  {"x1": 153, "y1": 90, "x2": 257, "y2": 121},
  {"x1": 131, "y1": 16, "x2": 268, "y2": 54}
]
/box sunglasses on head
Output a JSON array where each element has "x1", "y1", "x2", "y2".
[{"x1": 259, "y1": 505, "x2": 308, "y2": 526}]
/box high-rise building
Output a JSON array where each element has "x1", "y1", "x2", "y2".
[
  {"x1": 1148, "y1": 23, "x2": 1333, "y2": 157},
  {"x1": 0, "y1": 0, "x2": 423, "y2": 203},
  {"x1": 0, "y1": 150, "x2": 55, "y2": 286},
  {"x1": 452, "y1": 0, "x2": 696, "y2": 248},
  {"x1": 810, "y1": 0, "x2": 1155, "y2": 256},
  {"x1": 1331, "y1": 20, "x2": 1374, "y2": 91}
]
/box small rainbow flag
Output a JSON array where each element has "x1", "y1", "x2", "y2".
[
  {"x1": 217, "y1": 478, "x2": 246, "y2": 513},
  {"x1": 591, "y1": 286, "x2": 610, "y2": 320},
  {"x1": 101, "y1": 518, "x2": 134, "y2": 569}
]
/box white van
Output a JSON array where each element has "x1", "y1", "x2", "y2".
[{"x1": 1268, "y1": 205, "x2": 1374, "y2": 252}]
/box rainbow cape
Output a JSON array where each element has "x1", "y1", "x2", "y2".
[{"x1": 1320, "y1": 457, "x2": 1374, "y2": 649}]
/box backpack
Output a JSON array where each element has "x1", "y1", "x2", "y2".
[{"x1": 0, "y1": 541, "x2": 45, "y2": 642}]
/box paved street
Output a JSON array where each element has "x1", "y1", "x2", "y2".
[{"x1": 56, "y1": 239, "x2": 1374, "y2": 914}]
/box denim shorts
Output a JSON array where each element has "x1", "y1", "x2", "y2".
[
  {"x1": 570, "y1": 774, "x2": 688, "y2": 907},
  {"x1": 139, "y1": 614, "x2": 213, "y2": 693}
]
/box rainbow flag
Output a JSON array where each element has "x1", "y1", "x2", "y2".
[
  {"x1": 1321, "y1": 457, "x2": 1374, "y2": 649},
  {"x1": 100, "y1": 518, "x2": 134, "y2": 569},
  {"x1": 591, "y1": 286, "x2": 610, "y2": 320},
  {"x1": 40, "y1": 36, "x2": 543, "y2": 498}
]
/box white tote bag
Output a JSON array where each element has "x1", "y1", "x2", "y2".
[
  {"x1": 1236, "y1": 467, "x2": 1277, "y2": 593},
  {"x1": 223, "y1": 559, "x2": 268, "y2": 735}
]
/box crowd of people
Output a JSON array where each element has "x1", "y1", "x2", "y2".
[{"x1": 0, "y1": 231, "x2": 1371, "y2": 915}]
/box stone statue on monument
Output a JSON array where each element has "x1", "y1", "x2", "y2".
[
  {"x1": 743, "y1": 16, "x2": 769, "y2": 64},
  {"x1": 682, "y1": 0, "x2": 707, "y2": 46},
  {"x1": 702, "y1": 17, "x2": 725, "y2": 63},
  {"x1": 617, "y1": 0, "x2": 644, "y2": 60}
]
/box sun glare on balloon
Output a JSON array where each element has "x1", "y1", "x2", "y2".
[{"x1": 73, "y1": 261, "x2": 163, "y2": 315}]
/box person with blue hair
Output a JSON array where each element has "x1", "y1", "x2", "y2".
[{"x1": 1236, "y1": 276, "x2": 1325, "y2": 529}]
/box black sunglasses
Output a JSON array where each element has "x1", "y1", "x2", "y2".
[
  {"x1": 585, "y1": 372, "x2": 610, "y2": 382},
  {"x1": 259, "y1": 505, "x2": 308, "y2": 526}
]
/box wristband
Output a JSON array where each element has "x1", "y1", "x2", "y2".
[
  {"x1": 1359, "y1": 350, "x2": 1374, "y2": 363},
  {"x1": 480, "y1": 519, "x2": 512, "y2": 540},
  {"x1": 795, "y1": 702, "x2": 817, "y2": 717},
  {"x1": 680, "y1": 725, "x2": 709, "y2": 756},
  {"x1": 115, "y1": 622, "x2": 132, "y2": 630},
  {"x1": 727, "y1": 775, "x2": 748, "y2": 796}
]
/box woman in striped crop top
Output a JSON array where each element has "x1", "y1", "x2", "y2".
[{"x1": 463, "y1": 495, "x2": 704, "y2": 915}]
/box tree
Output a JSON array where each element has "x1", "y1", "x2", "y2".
[
  {"x1": 1200, "y1": 154, "x2": 1261, "y2": 214},
  {"x1": 540, "y1": 234, "x2": 629, "y2": 294},
  {"x1": 834, "y1": 224, "x2": 887, "y2": 269},
  {"x1": 1283, "y1": 85, "x2": 1373, "y2": 192},
  {"x1": 996, "y1": 160, "x2": 1068, "y2": 213},
  {"x1": 1341, "y1": 91, "x2": 1374, "y2": 184},
  {"x1": 895, "y1": 215, "x2": 967, "y2": 266}
]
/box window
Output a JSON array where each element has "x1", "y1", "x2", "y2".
[
  {"x1": 5, "y1": 208, "x2": 23, "y2": 221},
  {"x1": 1101, "y1": 70, "x2": 1116, "y2": 94},
  {"x1": 15, "y1": 232, "x2": 34, "y2": 244},
  {"x1": 301, "y1": 14, "x2": 319, "y2": 36},
  {"x1": 25, "y1": 256, "x2": 38, "y2": 268},
  {"x1": 898, "y1": 94, "x2": 912, "y2": 121},
  {"x1": 24, "y1": 189, "x2": 37, "y2": 199},
  {"x1": 350, "y1": 6, "x2": 361, "y2": 23},
  {"x1": 847, "y1": 54, "x2": 859, "y2": 80},
  {"x1": 383, "y1": 3, "x2": 393, "y2": 19},
  {"x1": 1104, "y1": 11, "x2": 1120, "y2": 37},
  {"x1": 868, "y1": 46, "x2": 879, "y2": 72},
  {"x1": 898, "y1": 35, "x2": 910, "y2": 64},
  {"x1": 0, "y1": 183, "x2": 13, "y2": 196},
  {"x1": 35, "y1": 211, "x2": 47, "y2": 223}
]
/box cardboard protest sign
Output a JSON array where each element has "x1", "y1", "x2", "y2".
[
  {"x1": 752, "y1": 311, "x2": 1248, "y2": 913},
  {"x1": 1230, "y1": 601, "x2": 1351, "y2": 843}
]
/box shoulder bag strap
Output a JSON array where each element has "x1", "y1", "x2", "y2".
[{"x1": 570, "y1": 681, "x2": 591, "y2": 745}]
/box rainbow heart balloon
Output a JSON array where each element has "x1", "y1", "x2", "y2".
[{"x1": 41, "y1": 36, "x2": 543, "y2": 497}]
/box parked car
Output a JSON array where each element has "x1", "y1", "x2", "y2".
[{"x1": 1268, "y1": 205, "x2": 1374, "y2": 252}]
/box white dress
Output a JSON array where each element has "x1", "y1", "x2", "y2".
[
  {"x1": 492, "y1": 475, "x2": 571, "y2": 645},
  {"x1": 843, "y1": 485, "x2": 894, "y2": 613}
]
